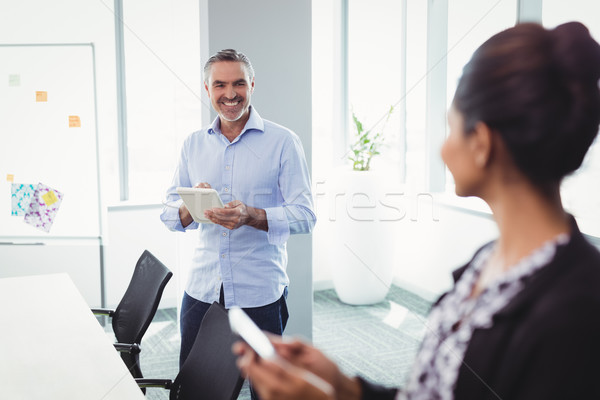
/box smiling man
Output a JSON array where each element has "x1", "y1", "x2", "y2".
[{"x1": 160, "y1": 49, "x2": 315, "y2": 394}]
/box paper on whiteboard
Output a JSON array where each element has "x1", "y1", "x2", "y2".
[
  {"x1": 23, "y1": 182, "x2": 64, "y2": 233},
  {"x1": 11, "y1": 183, "x2": 36, "y2": 216}
]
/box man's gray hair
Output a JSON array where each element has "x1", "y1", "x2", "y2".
[{"x1": 203, "y1": 49, "x2": 255, "y2": 83}]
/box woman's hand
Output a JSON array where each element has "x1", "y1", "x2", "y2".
[{"x1": 233, "y1": 336, "x2": 361, "y2": 400}]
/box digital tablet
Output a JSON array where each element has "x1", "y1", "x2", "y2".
[{"x1": 176, "y1": 187, "x2": 224, "y2": 224}]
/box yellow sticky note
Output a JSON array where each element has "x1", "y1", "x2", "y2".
[
  {"x1": 68, "y1": 115, "x2": 81, "y2": 128},
  {"x1": 36, "y1": 91, "x2": 48, "y2": 102},
  {"x1": 42, "y1": 190, "x2": 58, "y2": 206},
  {"x1": 6, "y1": 174, "x2": 14, "y2": 182}
]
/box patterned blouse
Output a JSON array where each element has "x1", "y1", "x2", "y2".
[{"x1": 399, "y1": 233, "x2": 570, "y2": 400}]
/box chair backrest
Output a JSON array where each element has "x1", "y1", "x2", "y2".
[
  {"x1": 112, "y1": 250, "x2": 173, "y2": 377},
  {"x1": 170, "y1": 302, "x2": 244, "y2": 400}
]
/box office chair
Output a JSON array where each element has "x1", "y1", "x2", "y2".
[
  {"x1": 136, "y1": 302, "x2": 244, "y2": 400},
  {"x1": 92, "y1": 249, "x2": 173, "y2": 383}
]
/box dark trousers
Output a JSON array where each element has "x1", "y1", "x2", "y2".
[{"x1": 179, "y1": 287, "x2": 289, "y2": 400}]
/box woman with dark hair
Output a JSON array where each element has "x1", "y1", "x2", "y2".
[{"x1": 234, "y1": 22, "x2": 600, "y2": 400}]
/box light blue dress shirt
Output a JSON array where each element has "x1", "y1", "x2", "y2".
[{"x1": 160, "y1": 107, "x2": 315, "y2": 308}]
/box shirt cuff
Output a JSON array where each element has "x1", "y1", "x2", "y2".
[
  {"x1": 264, "y1": 207, "x2": 290, "y2": 245},
  {"x1": 161, "y1": 199, "x2": 198, "y2": 232}
]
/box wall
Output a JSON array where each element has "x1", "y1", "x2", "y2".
[
  {"x1": 392, "y1": 202, "x2": 498, "y2": 301},
  {"x1": 0, "y1": 239, "x2": 102, "y2": 306},
  {"x1": 104, "y1": 205, "x2": 189, "y2": 310},
  {"x1": 200, "y1": 0, "x2": 314, "y2": 340},
  {"x1": 0, "y1": 0, "x2": 117, "y2": 306},
  {"x1": 313, "y1": 191, "x2": 499, "y2": 302}
]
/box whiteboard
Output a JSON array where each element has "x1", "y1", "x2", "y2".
[{"x1": 0, "y1": 44, "x2": 101, "y2": 238}]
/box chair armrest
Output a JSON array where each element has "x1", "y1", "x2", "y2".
[
  {"x1": 135, "y1": 378, "x2": 173, "y2": 389},
  {"x1": 91, "y1": 308, "x2": 115, "y2": 317},
  {"x1": 114, "y1": 342, "x2": 141, "y2": 354}
]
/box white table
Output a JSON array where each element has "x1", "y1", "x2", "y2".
[{"x1": 0, "y1": 273, "x2": 146, "y2": 399}]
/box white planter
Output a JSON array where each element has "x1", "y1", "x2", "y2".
[{"x1": 330, "y1": 169, "x2": 395, "y2": 305}]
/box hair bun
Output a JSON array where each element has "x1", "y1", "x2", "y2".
[{"x1": 551, "y1": 22, "x2": 600, "y2": 82}]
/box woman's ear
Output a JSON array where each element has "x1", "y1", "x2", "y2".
[{"x1": 470, "y1": 121, "x2": 493, "y2": 168}]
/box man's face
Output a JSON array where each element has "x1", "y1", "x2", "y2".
[{"x1": 205, "y1": 61, "x2": 254, "y2": 123}]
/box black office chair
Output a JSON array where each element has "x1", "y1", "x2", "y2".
[
  {"x1": 136, "y1": 302, "x2": 244, "y2": 400},
  {"x1": 92, "y1": 249, "x2": 173, "y2": 383}
]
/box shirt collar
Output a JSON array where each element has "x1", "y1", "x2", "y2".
[{"x1": 208, "y1": 106, "x2": 265, "y2": 139}]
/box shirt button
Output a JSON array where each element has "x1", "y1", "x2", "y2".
[
  {"x1": 224, "y1": 187, "x2": 229, "y2": 192},
  {"x1": 221, "y1": 254, "x2": 226, "y2": 258},
  {"x1": 225, "y1": 165, "x2": 231, "y2": 170},
  {"x1": 222, "y1": 232, "x2": 227, "y2": 237}
]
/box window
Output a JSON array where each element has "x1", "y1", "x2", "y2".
[
  {"x1": 347, "y1": 0, "x2": 404, "y2": 176},
  {"x1": 404, "y1": 0, "x2": 428, "y2": 190},
  {"x1": 118, "y1": 0, "x2": 202, "y2": 203}
]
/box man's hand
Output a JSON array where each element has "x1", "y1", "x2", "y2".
[{"x1": 205, "y1": 200, "x2": 268, "y2": 231}]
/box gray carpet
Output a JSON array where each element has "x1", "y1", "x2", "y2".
[{"x1": 105, "y1": 285, "x2": 432, "y2": 399}]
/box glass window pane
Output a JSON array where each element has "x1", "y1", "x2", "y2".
[
  {"x1": 405, "y1": 0, "x2": 428, "y2": 190},
  {"x1": 347, "y1": 0, "x2": 404, "y2": 175},
  {"x1": 312, "y1": 0, "x2": 336, "y2": 173},
  {"x1": 123, "y1": 0, "x2": 202, "y2": 203}
]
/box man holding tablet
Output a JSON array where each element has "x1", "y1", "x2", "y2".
[{"x1": 160, "y1": 49, "x2": 315, "y2": 387}]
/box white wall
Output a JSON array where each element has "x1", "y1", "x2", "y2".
[
  {"x1": 104, "y1": 205, "x2": 190, "y2": 310},
  {"x1": 313, "y1": 190, "x2": 499, "y2": 302},
  {"x1": 0, "y1": 239, "x2": 102, "y2": 306},
  {"x1": 0, "y1": 0, "x2": 116, "y2": 306},
  {"x1": 392, "y1": 203, "x2": 498, "y2": 301},
  {"x1": 0, "y1": 0, "x2": 119, "y2": 203}
]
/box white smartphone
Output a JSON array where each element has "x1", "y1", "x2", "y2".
[
  {"x1": 176, "y1": 187, "x2": 224, "y2": 224},
  {"x1": 228, "y1": 306, "x2": 335, "y2": 396},
  {"x1": 228, "y1": 306, "x2": 277, "y2": 360}
]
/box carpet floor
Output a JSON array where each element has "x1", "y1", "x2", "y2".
[{"x1": 104, "y1": 285, "x2": 432, "y2": 399}]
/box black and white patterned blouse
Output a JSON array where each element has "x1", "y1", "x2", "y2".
[{"x1": 399, "y1": 233, "x2": 570, "y2": 400}]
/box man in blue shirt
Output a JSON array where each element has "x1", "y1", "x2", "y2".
[{"x1": 160, "y1": 49, "x2": 316, "y2": 373}]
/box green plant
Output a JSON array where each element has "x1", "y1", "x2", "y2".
[{"x1": 348, "y1": 105, "x2": 394, "y2": 171}]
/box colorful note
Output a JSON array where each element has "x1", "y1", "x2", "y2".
[
  {"x1": 11, "y1": 183, "x2": 36, "y2": 216},
  {"x1": 24, "y1": 183, "x2": 64, "y2": 232},
  {"x1": 36, "y1": 91, "x2": 48, "y2": 102},
  {"x1": 6, "y1": 174, "x2": 14, "y2": 182},
  {"x1": 42, "y1": 190, "x2": 58, "y2": 206},
  {"x1": 68, "y1": 115, "x2": 81, "y2": 128},
  {"x1": 8, "y1": 74, "x2": 20, "y2": 87}
]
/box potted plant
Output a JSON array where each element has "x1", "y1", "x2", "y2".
[
  {"x1": 348, "y1": 105, "x2": 394, "y2": 171},
  {"x1": 331, "y1": 106, "x2": 397, "y2": 305}
]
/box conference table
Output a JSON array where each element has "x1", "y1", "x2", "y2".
[{"x1": 0, "y1": 273, "x2": 146, "y2": 399}]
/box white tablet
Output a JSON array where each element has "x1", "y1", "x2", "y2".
[
  {"x1": 176, "y1": 187, "x2": 224, "y2": 224},
  {"x1": 229, "y1": 306, "x2": 277, "y2": 360}
]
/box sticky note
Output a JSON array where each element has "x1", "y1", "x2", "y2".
[
  {"x1": 42, "y1": 190, "x2": 58, "y2": 206},
  {"x1": 6, "y1": 174, "x2": 14, "y2": 182},
  {"x1": 8, "y1": 74, "x2": 20, "y2": 87},
  {"x1": 36, "y1": 91, "x2": 48, "y2": 102},
  {"x1": 68, "y1": 115, "x2": 81, "y2": 128}
]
